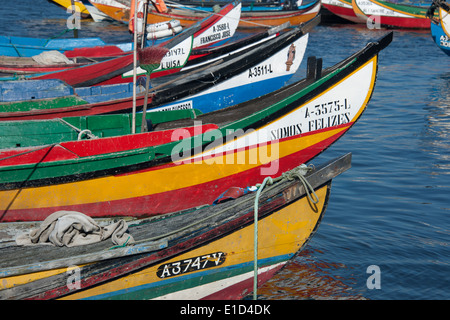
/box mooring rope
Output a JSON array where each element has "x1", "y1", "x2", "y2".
[{"x1": 251, "y1": 164, "x2": 318, "y2": 299}]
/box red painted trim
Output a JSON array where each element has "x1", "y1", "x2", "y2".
[
  {"x1": 322, "y1": 4, "x2": 364, "y2": 23},
  {"x1": 378, "y1": 15, "x2": 430, "y2": 28},
  {"x1": 0, "y1": 124, "x2": 218, "y2": 166}
]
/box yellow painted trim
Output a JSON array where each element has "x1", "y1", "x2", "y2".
[
  {"x1": 0, "y1": 129, "x2": 339, "y2": 210},
  {"x1": 351, "y1": 0, "x2": 369, "y2": 20},
  {"x1": 49, "y1": 0, "x2": 90, "y2": 16},
  {"x1": 1, "y1": 267, "x2": 69, "y2": 290},
  {"x1": 440, "y1": 7, "x2": 450, "y2": 38}
]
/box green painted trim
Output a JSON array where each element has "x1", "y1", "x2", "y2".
[{"x1": 0, "y1": 96, "x2": 88, "y2": 113}]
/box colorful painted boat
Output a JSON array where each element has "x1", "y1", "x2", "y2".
[
  {"x1": 352, "y1": 0, "x2": 435, "y2": 29},
  {"x1": 91, "y1": 0, "x2": 321, "y2": 28},
  {"x1": 427, "y1": 0, "x2": 450, "y2": 56},
  {"x1": 0, "y1": 153, "x2": 351, "y2": 300},
  {"x1": 321, "y1": 0, "x2": 365, "y2": 24},
  {"x1": 0, "y1": 32, "x2": 393, "y2": 222},
  {"x1": 0, "y1": 22, "x2": 313, "y2": 121},
  {"x1": 0, "y1": 1, "x2": 239, "y2": 58}
]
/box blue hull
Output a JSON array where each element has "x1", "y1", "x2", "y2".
[
  {"x1": 154, "y1": 74, "x2": 293, "y2": 114},
  {"x1": 0, "y1": 35, "x2": 110, "y2": 57},
  {"x1": 430, "y1": 21, "x2": 450, "y2": 56}
]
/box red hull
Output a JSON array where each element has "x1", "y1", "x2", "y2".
[{"x1": 322, "y1": 3, "x2": 365, "y2": 23}]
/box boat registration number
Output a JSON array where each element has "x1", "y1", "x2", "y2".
[
  {"x1": 157, "y1": 252, "x2": 226, "y2": 278},
  {"x1": 248, "y1": 64, "x2": 273, "y2": 78}
]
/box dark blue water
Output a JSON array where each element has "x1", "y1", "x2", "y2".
[
  {"x1": 1, "y1": 0, "x2": 448, "y2": 300},
  {"x1": 260, "y1": 25, "x2": 450, "y2": 300}
]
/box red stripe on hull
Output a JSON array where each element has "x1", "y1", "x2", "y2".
[
  {"x1": 379, "y1": 15, "x2": 430, "y2": 29},
  {"x1": 31, "y1": 53, "x2": 133, "y2": 87},
  {"x1": 0, "y1": 125, "x2": 217, "y2": 166},
  {"x1": 0, "y1": 93, "x2": 148, "y2": 121}
]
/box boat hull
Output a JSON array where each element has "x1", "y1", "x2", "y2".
[
  {"x1": 321, "y1": 0, "x2": 366, "y2": 24},
  {"x1": 430, "y1": 6, "x2": 450, "y2": 56},
  {"x1": 0, "y1": 24, "x2": 311, "y2": 121},
  {"x1": 352, "y1": 0, "x2": 433, "y2": 29}
]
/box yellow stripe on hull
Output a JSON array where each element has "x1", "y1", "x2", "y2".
[
  {"x1": 0, "y1": 268, "x2": 66, "y2": 290},
  {"x1": 49, "y1": 0, "x2": 90, "y2": 16}
]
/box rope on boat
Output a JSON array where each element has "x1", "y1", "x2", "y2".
[
  {"x1": 57, "y1": 118, "x2": 98, "y2": 140},
  {"x1": 251, "y1": 164, "x2": 318, "y2": 300},
  {"x1": 252, "y1": 175, "x2": 272, "y2": 300}
]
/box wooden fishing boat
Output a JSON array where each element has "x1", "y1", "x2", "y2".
[
  {"x1": 427, "y1": 0, "x2": 450, "y2": 56},
  {"x1": 352, "y1": 0, "x2": 436, "y2": 29},
  {"x1": 0, "y1": 32, "x2": 393, "y2": 222},
  {"x1": 0, "y1": 1, "x2": 239, "y2": 58},
  {"x1": 91, "y1": 0, "x2": 321, "y2": 28},
  {"x1": 0, "y1": 153, "x2": 351, "y2": 300},
  {"x1": 0, "y1": 22, "x2": 312, "y2": 121},
  {"x1": 321, "y1": 0, "x2": 365, "y2": 24}
]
